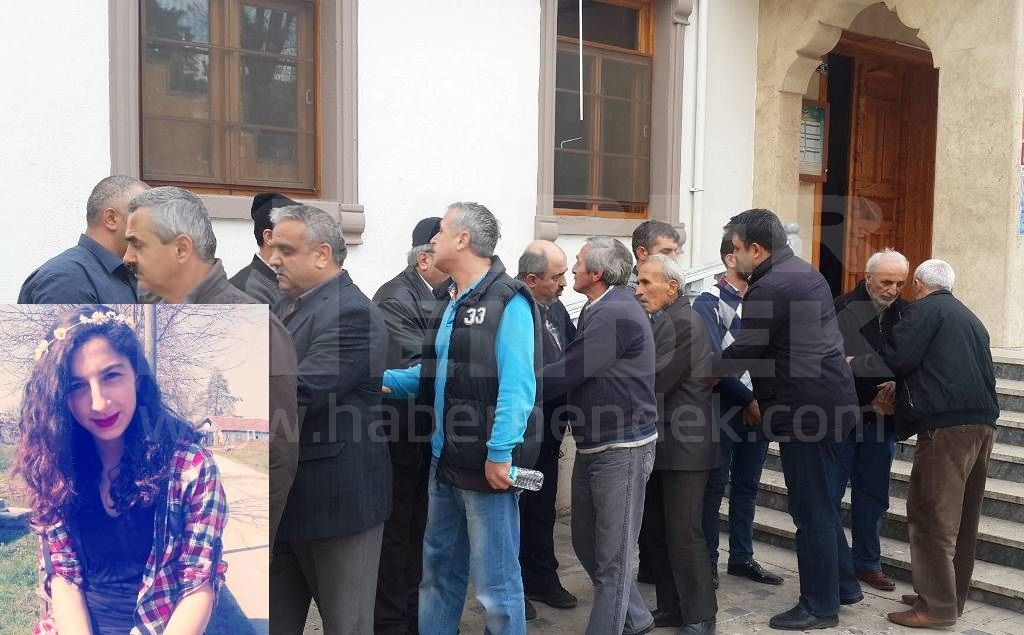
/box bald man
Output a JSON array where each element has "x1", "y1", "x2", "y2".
[{"x1": 516, "y1": 240, "x2": 579, "y2": 615}]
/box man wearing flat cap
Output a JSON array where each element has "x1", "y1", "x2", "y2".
[
  {"x1": 229, "y1": 192, "x2": 298, "y2": 305},
  {"x1": 372, "y1": 217, "x2": 448, "y2": 634}
]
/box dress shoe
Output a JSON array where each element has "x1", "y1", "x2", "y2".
[
  {"x1": 887, "y1": 608, "x2": 956, "y2": 629},
  {"x1": 678, "y1": 618, "x2": 716, "y2": 634},
  {"x1": 527, "y1": 585, "x2": 578, "y2": 609},
  {"x1": 525, "y1": 598, "x2": 537, "y2": 621},
  {"x1": 727, "y1": 560, "x2": 784, "y2": 585},
  {"x1": 840, "y1": 593, "x2": 864, "y2": 605},
  {"x1": 857, "y1": 569, "x2": 896, "y2": 591},
  {"x1": 768, "y1": 605, "x2": 838, "y2": 630},
  {"x1": 652, "y1": 607, "x2": 684, "y2": 628},
  {"x1": 711, "y1": 568, "x2": 719, "y2": 590},
  {"x1": 901, "y1": 594, "x2": 964, "y2": 617},
  {"x1": 623, "y1": 620, "x2": 656, "y2": 635}
]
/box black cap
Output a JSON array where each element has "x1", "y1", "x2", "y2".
[
  {"x1": 411, "y1": 217, "x2": 442, "y2": 247},
  {"x1": 251, "y1": 193, "x2": 299, "y2": 246}
]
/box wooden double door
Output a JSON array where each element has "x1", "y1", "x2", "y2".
[{"x1": 834, "y1": 35, "x2": 938, "y2": 295}]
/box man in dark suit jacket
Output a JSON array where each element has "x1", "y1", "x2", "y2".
[
  {"x1": 371, "y1": 217, "x2": 446, "y2": 635},
  {"x1": 713, "y1": 209, "x2": 861, "y2": 631},
  {"x1": 635, "y1": 254, "x2": 719, "y2": 635},
  {"x1": 228, "y1": 192, "x2": 296, "y2": 305},
  {"x1": 266, "y1": 204, "x2": 392, "y2": 635},
  {"x1": 516, "y1": 240, "x2": 578, "y2": 617}
]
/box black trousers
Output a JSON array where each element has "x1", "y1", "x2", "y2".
[
  {"x1": 518, "y1": 425, "x2": 565, "y2": 593},
  {"x1": 374, "y1": 455, "x2": 430, "y2": 635},
  {"x1": 640, "y1": 469, "x2": 718, "y2": 624}
]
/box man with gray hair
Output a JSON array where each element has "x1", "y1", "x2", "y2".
[
  {"x1": 831, "y1": 248, "x2": 910, "y2": 593},
  {"x1": 542, "y1": 236, "x2": 658, "y2": 635},
  {"x1": 382, "y1": 202, "x2": 541, "y2": 633},
  {"x1": 875, "y1": 259, "x2": 1000, "y2": 629},
  {"x1": 634, "y1": 254, "x2": 718, "y2": 634},
  {"x1": 123, "y1": 186, "x2": 300, "y2": 552},
  {"x1": 19, "y1": 175, "x2": 148, "y2": 303},
  {"x1": 266, "y1": 204, "x2": 391, "y2": 634}
]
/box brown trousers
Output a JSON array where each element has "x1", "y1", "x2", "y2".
[{"x1": 906, "y1": 424, "x2": 994, "y2": 621}]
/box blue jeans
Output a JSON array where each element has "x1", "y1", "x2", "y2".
[
  {"x1": 419, "y1": 461, "x2": 525, "y2": 634},
  {"x1": 703, "y1": 421, "x2": 769, "y2": 565},
  {"x1": 779, "y1": 439, "x2": 862, "y2": 617},
  {"x1": 832, "y1": 423, "x2": 897, "y2": 572}
]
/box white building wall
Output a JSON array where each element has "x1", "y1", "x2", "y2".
[
  {"x1": 0, "y1": 2, "x2": 112, "y2": 302},
  {"x1": 347, "y1": 0, "x2": 542, "y2": 296}
]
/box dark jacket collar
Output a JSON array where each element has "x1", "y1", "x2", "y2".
[
  {"x1": 183, "y1": 259, "x2": 245, "y2": 303},
  {"x1": 748, "y1": 245, "x2": 795, "y2": 287},
  {"x1": 79, "y1": 234, "x2": 128, "y2": 275},
  {"x1": 250, "y1": 254, "x2": 277, "y2": 279},
  {"x1": 400, "y1": 265, "x2": 435, "y2": 299},
  {"x1": 442, "y1": 256, "x2": 509, "y2": 304}
]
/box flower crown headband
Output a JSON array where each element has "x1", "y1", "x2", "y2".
[{"x1": 33, "y1": 311, "x2": 137, "y2": 361}]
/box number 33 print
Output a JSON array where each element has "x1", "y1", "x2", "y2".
[{"x1": 463, "y1": 307, "x2": 487, "y2": 325}]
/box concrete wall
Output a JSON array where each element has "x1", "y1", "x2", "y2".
[
  {"x1": 752, "y1": 0, "x2": 1024, "y2": 346},
  {"x1": 0, "y1": 2, "x2": 112, "y2": 301}
]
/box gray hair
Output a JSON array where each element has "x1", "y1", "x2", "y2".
[
  {"x1": 914, "y1": 259, "x2": 955, "y2": 291},
  {"x1": 448, "y1": 202, "x2": 500, "y2": 258},
  {"x1": 866, "y1": 248, "x2": 910, "y2": 275},
  {"x1": 407, "y1": 244, "x2": 433, "y2": 267},
  {"x1": 583, "y1": 236, "x2": 634, "y2": 286},
  {"x1": 270, "y1": 204, "x2": 347, "y2": 266},
  {"x1": 643, "y1": 254, "x2": 687, "y2": 289},
  {"x1": 517, "y1": 249, "x2": 549, "y2": 279},
  {"x1": 87, "y1": 175, "x2": 148, "y2": 225},
  {"x1": 127, "y1": 186, "x2": 216, "y2": 262}
]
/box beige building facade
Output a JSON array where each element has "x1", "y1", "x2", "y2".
[{"x1": 753, "y1": 0, "x2": 1024, "y2": 346}]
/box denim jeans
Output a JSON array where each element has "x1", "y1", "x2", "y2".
[
  {"x1": 778, "y1": 439, "x2": 862, "y2": 617},
  {"x1": 702, "y1": 420, "x2": 769, "y2": 565},
  {"x1": 571, "y1": 442, "x2": 655, "y2": 635},
  {"x1": 831, "y1": 423, "x2": 896, "y2": 572},
  {"x1": 419, "y1": 461, "x2": 525, "y2": 634}
]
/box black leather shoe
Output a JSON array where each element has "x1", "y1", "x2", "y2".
[
  {"x1": 527, "y1": 584, "x2": 578, "y2": 609},
  {"x1": 727, "y1": 560, "x2": 784, "y2": 585},
  {"x1": 711, "y1": 568, "x2": 719, "y2": 590},
  {"x1": 768, "y1": 605, "x2": 838, "y2": 630},
  {"x1": 679, "y1": 619, "x2": 717, "y2": 634},
  {"x1": 525, "y1": 598, "x2": 537, "y2": 621},
  {"x1": 651, "y1": 607, "x2": 683, "y2": 628},
  {"x1": 840, "y1": 593, "x2": 864, "y2": 606}
]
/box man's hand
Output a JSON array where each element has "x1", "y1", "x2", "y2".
[
  {"x1": 484, "y1": 460, "x2": 514, "y2": 491},
  {"x1": 846, "y1": 356, "x2": 854, "y2": 364},
  {"x1": 743, "y1": 400, "x2": 762, "y2": 427},
  {"x1": 381, "y1": 385, "x2": 392, "y2": 395},
  {"x1": 871, "y1": 381, "x2": 896, "y2": 416}
]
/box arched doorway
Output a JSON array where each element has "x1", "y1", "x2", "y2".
[{"x1": 817, "y1": 28, "x2": 938, "y2": 296}]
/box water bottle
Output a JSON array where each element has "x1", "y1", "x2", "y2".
[{"x1": 508, "y1": 466, "x2": 544, "y2": 491}]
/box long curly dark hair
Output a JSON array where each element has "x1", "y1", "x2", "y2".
[{"x1": 14, "y1": 305, "x2": 199, "y2": 527}]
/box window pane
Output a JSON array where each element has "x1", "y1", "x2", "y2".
[
  {"x1": 601, "y1": 98, "x2": 634, "y2": 155},
  {"x1": 556, "y1": 49, "x2": 594, "y2": 93},
  {"x1": 555, "y1": 91, "x2": 591, "y2": 151},
  {"x1": 241, "y1": 57, "x2": 301, "y2": 127},
  {"x1": 145, "y1": 0, "x2": 210, "y2": 43},
  {"x1": 601, "y1": 58, "x2": 649, "y2": 100},
  {"x1": 557, "y1": 1, "x2": 639, "y2": 50},
  {"x1": 143, "y1": 44, "x2": 211, "y2": 118},
  {"x1": 601, "y1": 155, "x2": 635, "y2": 203},
  {"x1": 554, "y1": 151, "x2": 591, "y2": 198},
  {"x1": 142, "y1": 119, "x2": 214, "y2": 179},
  {"x1": 241, "y1": 5, "x2": 300, "y2": 56}
]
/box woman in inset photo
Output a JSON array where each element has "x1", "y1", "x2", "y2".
[{"x1": 14, "y1": 305, "x2": 227, "y2": 634}]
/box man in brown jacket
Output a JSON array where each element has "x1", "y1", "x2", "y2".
[
  {"x1": 635, "y1": 254, "x2": 719, "y2": 635},
  {"x1": 125, "y1": 186, "x2": 300, "y2": 546}
]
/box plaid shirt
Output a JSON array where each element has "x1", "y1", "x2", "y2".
[{"x1": 34, "y1": 443, "x2": 229, "y2": 634}]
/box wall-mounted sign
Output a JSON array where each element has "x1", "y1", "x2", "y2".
[{"x1": 800, "y1": 99, "x2": 830, "y2": 183}]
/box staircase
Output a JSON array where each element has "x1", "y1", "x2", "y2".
[{"x1": 729, "y1": 347, "x2": 1024, "y2": 613}]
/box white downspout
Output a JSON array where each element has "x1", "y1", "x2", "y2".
[{"x1": 688, "y1": 0, "x2": 710, "y2": 268}]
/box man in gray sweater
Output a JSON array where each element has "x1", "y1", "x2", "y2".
[{"x1": 543, "y1": 236, "x2": 658, "y2": 635}]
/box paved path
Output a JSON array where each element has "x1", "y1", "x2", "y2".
[
  {"x1": 304, "y1": 516, "x2": 1024, "y2": 634},
  {"x1": 210, "y1": 453, "x2": 269, "y2": 635}
]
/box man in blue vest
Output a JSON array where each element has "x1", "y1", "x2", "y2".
[{"x1": 383, "y1": 202, "x2": 541, "y2": 634}]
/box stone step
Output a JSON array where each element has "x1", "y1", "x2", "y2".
[
  {"x1": 998, "y1": 378, "x2": 1024, "y2": 413},
  {"x1": 992, "y1": 348, "x2": 1024, "y2": 381},
  {"x1": 898, "y1": 437, "x2": 1024, "y2": 482},
  {"x1": 763, "y1": 446, "x2": 1024, "y2": 522},
  {"x1": 725, "y1": 500, "x2": 1024, "y2": 613},
  {"x1": 752, "y1": 468, "x2": 1024, "y2": 570},
  {"x1": 996, "y1": 410, "x2": 1024, "y2": 446}
]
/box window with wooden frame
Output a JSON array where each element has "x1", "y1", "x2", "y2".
[
  {"x1": 140, "y1": 0, "x2": 318, "y2": 193},
  {"x1": 554, "y1": 0, "x2": 653, "y2": 218}
]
